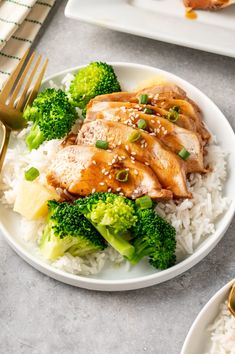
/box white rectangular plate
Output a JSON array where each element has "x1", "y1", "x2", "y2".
[{"x1": 65, "y1": 0, "x2": 235, "y2": 58}]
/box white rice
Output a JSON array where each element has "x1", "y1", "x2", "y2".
[
  {"x1": 0, "y1": 74, "x2": 229, "y2": 276},
  {"x1": 206, "y1": 301, "x2": 235, "y2": 354}
]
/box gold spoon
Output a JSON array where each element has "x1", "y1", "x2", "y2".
[{"x1": 228, "y1": 282, "x2": 235, "y2": 317}]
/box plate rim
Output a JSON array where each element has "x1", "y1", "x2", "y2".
[
  {"x1": 181, "y1": 278, "x2": 235, "y2": 354},
  {"x1": 1, "y1": 61, "x2": 235, "y2": 291}
]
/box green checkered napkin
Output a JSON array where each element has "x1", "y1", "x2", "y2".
[{"x1": 0, "y1": 0, "x2": 55, "y2": 90}]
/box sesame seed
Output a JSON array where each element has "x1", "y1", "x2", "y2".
[
  {"x1": 156, "y1": 128, "x2": 160, "y2": 133},
  {"x1": 131, "y1": 156, "x2": 135, "y2": 161},
  {"x1": 116, "y1": 187, "x2": 121, "y2": 192},
  {"x1": 125, "y1": 168, "x2": 130, "y2": 171},
  {"x1": 108, "y1": 188, "x2": 112, "y2": 192},
  {"x1": 121, "y1": 156, "x2": 126, "y2": 160},
  {"x1": 92, "y1": 160, "x2": 96, "y2": 165},
  {"x1": 109, "y1": 175, "x2": 112, "y2": 179},
  {"x1": 141, "y1": 139, "x2": 145, "y2": 144},
  {"x1": 104, "y1": 171, "x2": 109, "y2": 175},
  {"x1": 131, "y1": 160, "x2": 136, "y2": 164},
  {"x1": 157, "y1": 120, "x2": 160, "y2": 124},
  {"x1": 164, "y1": 131, "x2": 167, "y2": 135},
  {"x1": 151, "y1": 120, "x2": 155, "y2": 124},
  {"x1": 149, "y1": 133, "x2": 156, "y2": 136},
  {"x1": 112, "y1": 158, "x2": 116, "y2": 164},
  {"x1": 102, "y1": 168, "x2": 106, "y2": 173},
  {"x1": 134, "y1": 170, "x2": 138, "y2": 175},
  {"x1": 119, "y1": 192, "x2": 124, "y2": 196},
  {"x1": 144, "y1": 142, "x2": 148, "y2": 148},
  {"x1": 118, "y1": 140, "x2": 122, "y2": 145},
  {"x1": 92, "y1": 188, "x2": 96, "y2": 193},
  {"x1": 131, "y1": 152, "x2": 136, "y2": 156},
  {"x1": 161, "y1": 127, "x2": 165, "y2": 131},
  {"x1": 99, "y1": 182, "x2": 105, "y2": 186},
  {"x1": 145, "y1": 162, "x2": 150, "y2": 166},
  {"x1": 107, "y1": 149, "x2": 112, "y2": 153},
  {"x1": 125, "y1": 145, "x2": 129, "y2": 151}
]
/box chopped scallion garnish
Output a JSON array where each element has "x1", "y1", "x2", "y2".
[
  {"x1": 24, "y1": 167, "x2": 40, "y2": 181},
  {"x1": 178, "y1": 147, "x2": 190, "y2": 160},
  {"x1": 95, "y1": 140, "x2": 109, "y2": 150},
  {"x1": 128, "y1": 130, "x2": 141, "y2": 142},
  {"x1": 139, "y1": 94, "x2": 148, "y2": 104},
  {"x1": 137, "y1": 119, "x2": 147, "y2": 130},
  {"x1": 115, "y1": 170, "x2": 129, "y2": 182},
  {"x1": 143, "y1": 107, "x2": 155, "y2": 115},
  {"x1": 167, "y1": 106, "x2": 180, "y2": 123},
  {"x1": 135, "y1": 196, "x2": 153, "y2": 209}
]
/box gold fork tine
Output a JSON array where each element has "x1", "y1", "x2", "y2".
[
  {"x1": 15, "y1": 55, "x2": 42, "y2": 111},
  {"x1": 24, "y1": 58, "x2": 49, "y2": 109},
  {"x1": 0, "y1": 49, "x2": 29, "y2": 103},
  {"x1": 8, "y1": 52, "x2": 37, "y2": 107}
]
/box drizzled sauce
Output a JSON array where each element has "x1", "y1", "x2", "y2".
[{"x1": 185, "y1": 7, "x2": 197, "y2": 20}]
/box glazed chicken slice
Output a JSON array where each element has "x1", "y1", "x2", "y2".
[
  {"x1": 156, "y1": 98, "x2": 210, "y2": 143},
  {"x1": 86, "y1": 101, "x2": 204, "y2": 173},
  {"x1": 47, "y1": 145, "x2": 172, "y2": 200},
  {"x1": 88, "y1": 84, "x2": 210, "y2": 143},
  {"x1": 184, "y1": 0, "x2": 235, "y2": 9},
  {"x1": 77, "y1": 120, "x2": 191, "y2": 198}
]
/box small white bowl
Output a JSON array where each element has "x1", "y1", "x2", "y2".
[{"x1": 181, "y1": 279, "x2": 235, "y2": 354}]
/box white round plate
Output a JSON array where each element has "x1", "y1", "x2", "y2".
[
  {"x1": 181, "y1": 279, "x2": 235, "y2": 354},
  {"x1": 0, "y1": 63, "x2": 235, "y2": 291}
]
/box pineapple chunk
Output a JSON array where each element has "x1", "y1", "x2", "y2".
[
  {"x1": 135, "y1": 76, "x2": 169, "y2": 91},
  {"x1": 14, "y1": 180, "x2": 59, "y2": 220}
]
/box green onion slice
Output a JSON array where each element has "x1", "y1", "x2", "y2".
[
  {"x1": 178, "y1": 147, "x2": 190, "y2": 160},
  {"x1": 135, "y1": 196, "x2": 153, "y2": 209},
  {"x1": 115, "y1": 170, "x2": 129, "y2": 182},
  {"x1": 143, "y1": 107, "x2": 155, "y2": 115},
  {"x1": 95, "y1": 140, "x2": 109, "y2": 150},
  {"x1": 24, "y1": 167, "x2": 40, "y2": 181},
  {"x1": 128, "y1": 130, "x2": 141, "y2": 142},
  {"x1": 139, "y1": 94, "x2": 148, "y2": 104},
  {"x1": 137, "y1": 119, "x2": 147, "y2": 130},
  {"x1": 167, "y1": 106, "x2": 180, "y2": 123}
]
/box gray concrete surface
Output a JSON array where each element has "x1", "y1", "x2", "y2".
[{"x1": 0, "y1": 1, "x2": 235, "y2": 353}]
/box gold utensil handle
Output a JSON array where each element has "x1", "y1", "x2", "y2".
[{"x1": 0, "y1": 121, "x2": 11, "y2": 173}]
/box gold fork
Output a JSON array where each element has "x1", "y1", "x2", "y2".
[
  {"x1": 228, "y1": 282, "x2": 235, "y2": 317},
  {"x1": 0, "y1": 50, "x2": 48, "y2": 172}
]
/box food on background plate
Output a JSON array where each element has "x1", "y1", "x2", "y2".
[
  {"x1": 0, "y1": 62, "x2": 229, "y2": 276},
  {"x1": 183, "y1": 0, "x2": 235, "y2": 10}
]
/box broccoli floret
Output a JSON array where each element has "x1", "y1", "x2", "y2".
[
  {"x1": 39, "y1": 200, "x2": 106, "y2": 260},
  {"x1": 24, "y1": 88, "x2": 77, "y2": 150},
  {"x1": 130, "y1": 208, "x2": 176, "y2": 270},
  {"x1": 75, "y1": 193, "x2": 136, "y2": 260},
  {"x1": 69, "y1": 62, "x2": 121, "y2": 110}
]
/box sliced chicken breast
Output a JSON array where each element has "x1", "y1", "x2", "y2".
[
  {"x1": 88, "y1": 84, "x2": 210, "y2": 143},
  {"x1": 86, "y1": 101, "x2": 204, "y2": 173},
  {"x1": 47, "y1": 145, "x2": 172, "y2": 200},
  {"x1": 77, "y1": 120, "x2": 191, "y2": 198}
]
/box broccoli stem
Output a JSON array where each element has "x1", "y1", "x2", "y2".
[
  {"x1": 26, "y1": 123, "x2": 45, "y2": 151},
  {"x1": 93, "y1": 224, "x2": 135, "y2": 260},
  {"x1": 128, "y1": 237, "x2": 153, "y2": 265}
]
